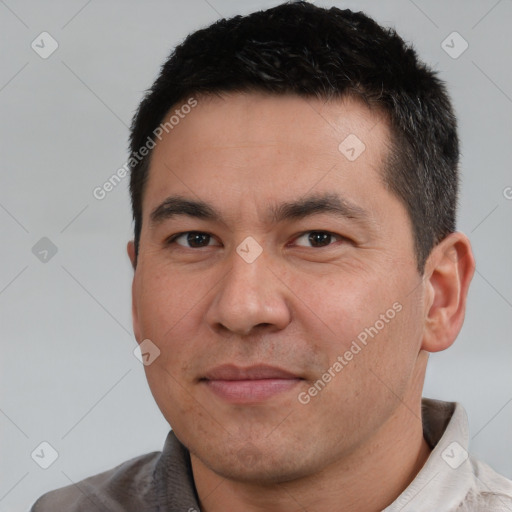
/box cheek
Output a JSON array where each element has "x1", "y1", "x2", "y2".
[
  {"x1": 134, "y1": 268, "x2": 209, "y2": 402},
  {"x1": 143, "y1": 363, "x2": 200, "y2": 434},
  {"x1": 305, "y1": 296, "x2": 423, "y2": 435},
  {"x1": 136, "y1": 269, "x2": 204, "y2": 423},
  {"x1": 293, "y1": 270, "x2": 396, "y2": 346},
  {"x1": 299, "y1": 265, "x2": 423, "y2": 385},
  {"x1": 341, "y1": 290, "x2": 425, "y2": 399},
  {"x1": 135, "y1": 263, "x2": 200, "y2": 337}
]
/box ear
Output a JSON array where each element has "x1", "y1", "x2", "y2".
[
  {"x1": 127, "y1": 241, "x2": 141, "y2": 343},
  {"x1": 127, "y1": 240, "x2": 137, "y2": 270},
  {"x1": 421, "y1": 232, "x2": 475, "y2": 353}
]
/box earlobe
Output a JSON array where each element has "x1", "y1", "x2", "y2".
[{"x1": 421, "y1": 232, "x2": 475, "y2": 353}]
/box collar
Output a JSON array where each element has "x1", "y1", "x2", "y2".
[{"x1": 383, "y1": 398, "x2": 473, "y2": 511}]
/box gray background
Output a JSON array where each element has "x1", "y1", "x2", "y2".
[{"x1": 1, "y1": 0, "x2": 511, "y2": 510}]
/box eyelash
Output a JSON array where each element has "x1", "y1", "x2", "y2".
[{"x1": 165, "y1": 230, "x2": 348, "y2": 249}]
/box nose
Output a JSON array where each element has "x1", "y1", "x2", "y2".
[{"x1": 205, "y1": 245, "x2": 292, "y2": 338}]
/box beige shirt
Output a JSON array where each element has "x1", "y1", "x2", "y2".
[
  {"x1": 384, "y1": 399, "x2": 512, "y2": 511},
  {"x1": 31, "y1": 398, "x2": 512, "y2": 511}
]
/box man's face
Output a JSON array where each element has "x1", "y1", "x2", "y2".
[{"x1": 130, "y1": 92, "x2": 428, "y2": 482}]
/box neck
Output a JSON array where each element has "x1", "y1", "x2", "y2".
[{"x1": 191, "y1": 352, "x2": 431, "y2": 512}]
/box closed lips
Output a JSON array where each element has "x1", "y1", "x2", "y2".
[{"x1": 201, "y1": 364, "x2": 303, "y2": 381}]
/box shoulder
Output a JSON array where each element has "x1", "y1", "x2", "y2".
[
  {"x1": 30, "y1": 450, "x2": 161, "y2": 512},
  {"x1": 457, "y1": 455, "x2": 512, "y2": 511}
]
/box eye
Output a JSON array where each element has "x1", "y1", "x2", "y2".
[
  {"x1": 165, "y1": 230, "x2": 347, "y2": 250},
  {"x1": 166, "y1": 231, "x2": 220, "y2": 248},
  {"x1": 292, "y1": 231, "x2": 346, "y2": 248}
]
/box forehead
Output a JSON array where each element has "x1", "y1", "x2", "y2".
[
  {"x1": 153, "y1": 91, "x2": 389, "y2": 158},
  {"x1": 143, "y1": 92, "x2": 395, "y2": 225}
]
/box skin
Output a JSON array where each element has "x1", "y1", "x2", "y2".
[{"x1": 127, "y1": 92, "x2": 475, "y2": 512}]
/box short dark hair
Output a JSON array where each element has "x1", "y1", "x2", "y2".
[{"x1": 129, "y1": 0, "x2": 459, "y2": 273}]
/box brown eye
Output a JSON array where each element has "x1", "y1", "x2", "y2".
[
  {"x1": 293, "y1": 231, "x2": 344, "y2": 248},
  {"x1": 167, "y1": 231, "x2": 220, "y2": 248}
]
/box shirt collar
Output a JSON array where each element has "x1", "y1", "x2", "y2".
[
  {"x1": 154, "y1": 429, "x2": 201, "y2": 510},
  {"x1": 384, "y1": 398, "x2": 473, "y2": 511}
]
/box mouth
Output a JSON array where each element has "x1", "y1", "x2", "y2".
[{"x1": 200, "y1": 364, "x2": 304, "y2": 403}]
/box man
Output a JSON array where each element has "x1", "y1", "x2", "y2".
[{"x1": 31, "y1": 1, "x2": 512, "y2": 511}]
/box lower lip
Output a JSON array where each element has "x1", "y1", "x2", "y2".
[{"x1": 203, "y1": 378, "x2": 302, "y2": 403}]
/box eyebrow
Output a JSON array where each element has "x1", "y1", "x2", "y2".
[{"x1": 149, "y1": 192, "x2": 370, "y2": 227}]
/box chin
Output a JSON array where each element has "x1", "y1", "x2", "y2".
[{"x1": 196, "y1": 441, "x2": 318, "y2": 485}]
